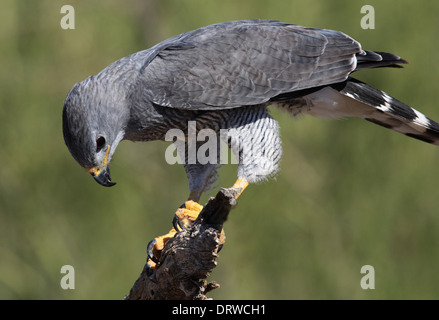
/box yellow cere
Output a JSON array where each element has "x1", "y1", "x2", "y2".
[{"x1": 85, "y1": 145, "x2": 110, "y2": 176}]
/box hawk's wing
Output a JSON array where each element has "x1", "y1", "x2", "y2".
[{"x1": 139, "y1": 20, "x2": 363, "y2": 110}]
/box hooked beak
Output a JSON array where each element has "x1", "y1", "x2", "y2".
[
  {"x1": 85, "y1": 145, "x2": 116, "y2": 187},
  {"x1": 86, "y1": 165, "x2": 116, "y2": 187}
]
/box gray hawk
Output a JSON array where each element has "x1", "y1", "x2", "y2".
[{"x1": 62, "y1": 20, "x2": 439, "y2": 271}]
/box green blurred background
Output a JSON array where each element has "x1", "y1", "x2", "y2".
[{"x1": 1, "y1": 0, "x2": 439, "y2": 299}]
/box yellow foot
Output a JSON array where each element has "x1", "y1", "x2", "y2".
[
  {"x1": 173, "y1": 200, "x2": 204, "y2": 231},
  {"x1": 146, "y1": 228, "x2": 177, "y2": 272},
  {"x1": 175, "y1": 199, "x2": 225, "y2": 247},
  {"x1": 146, "y1": 200, "x2": 211, "y2": 276}
]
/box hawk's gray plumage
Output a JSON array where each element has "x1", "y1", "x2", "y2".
[{"x1": 63, "y1": 19, "x2": 439, "y2": 200}]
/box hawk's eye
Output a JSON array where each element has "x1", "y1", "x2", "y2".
[{"x1": 96, "y1": 136, "x2": 106, "y2": 152}]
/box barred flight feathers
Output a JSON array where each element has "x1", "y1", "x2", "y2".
[{"x1": 336, "y1": 78, "x2": 439, "y2": 145}]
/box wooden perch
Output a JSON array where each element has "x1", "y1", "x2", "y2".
[{"x1": 124, "y1": 187, "x2": 239, "y2": 300}]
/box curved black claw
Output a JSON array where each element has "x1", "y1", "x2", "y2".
[
  {"x1": 172, "y1": 214, "x2": 186, "y2": 232},
  {"x1": 145, "y1": 263, "x2": 154, "y2": 279},
  {"x1": 146, "y1": 238, "x2": 161, "y2": 265}
]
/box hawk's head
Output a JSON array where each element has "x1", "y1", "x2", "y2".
[{"x1": 62, "y1": 76, "x2": 128, "y2": 187}]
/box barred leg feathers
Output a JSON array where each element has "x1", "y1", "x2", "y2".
[{"x1": 224, "y1": 106, "x2": 282, "y2": 184}]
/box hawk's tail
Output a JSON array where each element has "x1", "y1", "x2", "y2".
[
  {"x1": 355, "y1": 50, "x2": 408, "y2": 70},
  {"x1": 332, "y1": 77, "x2": 439, "y2": 145}
]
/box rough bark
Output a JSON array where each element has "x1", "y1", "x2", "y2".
[{"x1": 124, "y1": 187, "x2": 238, "y2": 300}]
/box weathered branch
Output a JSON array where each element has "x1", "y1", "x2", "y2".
[{"x1": 124, "y1": 187, "x2": 239, "y2": 300}]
